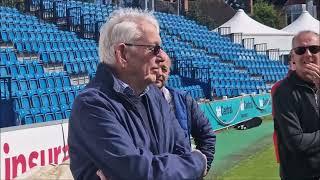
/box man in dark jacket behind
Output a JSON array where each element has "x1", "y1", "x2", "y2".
[
  {"x1": 68, "y1": 8, "x2": 207, "y2": 180},
  {"x1": 155, "y1": 51, "x2": 216, "y2": 173},
  {"x1": 273, "y1": 31, "x2": 320, "y2": 180}
]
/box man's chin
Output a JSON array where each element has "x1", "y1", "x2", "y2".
[
  {"x1": 145, "y1": 75, "x2": 157, "y2": 84},
  {"x1": 155, "y1": 82, "x2": 163, "y2": 88}
]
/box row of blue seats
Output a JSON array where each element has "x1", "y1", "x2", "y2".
[
  {"x1": 14, "y1": 89, "x2": 77, "y2": 124},
  {"x1": 61, "y1": 0, "x2": 115, "y2": 12},
  {"x1": 11, "y1": 73, "x2": 71, "y2": 94},
  {"x1": 9, "y1": 87, "x2": 82, "y2": 124},
  {"x1": 263, "y1": 74, "x2": 286, "y2": 82},
  {"x1": 0, "y1": 19, "x2": 40, "y2": 28},
  {"x1": 180, "y1": 33, "x2": 231, "y2": 45},
  {"x1": 0, "y1": 49, "x2": 99, "y2": 67},
  {"x1": 177, "y1": 62, "x2": 235, "y2": 72},
  {"x1": 0, "y1": 14, "x2": 39, "y2": 24},
  {"x1": 249, "y1": 66, "x2": 287, "y2": 73},
  {"x1": 175, "y1": 57, "x2": 220, "y2": 65},
  {"x1": 167, "y1": 75, "x2": 182, "y2": 88},
  {"x1": 220, "y1": 50, "x2": 265, "y2": 58},
  {"x1": 170, "y1": 48, "x2": 208, "y2": 57},
  {"x1": 178, "y1": 67, "x2": 244, "y2": 79},
  {"x1": 159, "y1": 21, "x2": 207, "y2": 31},
  {"x1": 13, "y1": 40, "x2": 96, "y2": 54},
  {"x1": 179, "y1": 85, "x2": 205, "y2": 100},
  {"x1": 17, "y1": 107, "x2": 71, "y2": 124},
  {"x1": 14, "y1": 89, "x2": 75, "y2": 111},
  {"x1": 211, "y1": 79, "x2": 267, "y2": 89},
  {"x1": 234, "y1": 59, "x2": 286, "y2": 68},
  {"x1": 155, "y1": 13, "x2": 206, "y2": 30},
  {"x1": 163, "y1": 39, "x2": 193, "y2": 48},
  {"x1": 208, "y1": 72, "x2": 251, "y2": 80},
  {"x1": 194, "y1": 73, "x2": 251, "y2": 82},
  {"x1": 40, "y1": 50, "x2": 98, "y2": 64},
  {"x1": 1, "y1": 61, "x2": 44, "y2": 76},
  {"x1": 0, "y1": 49, "x2": 18, "y2": 64},
  {"x1": 0, "y1": 19, "x2": 57, "y2": 31},
  {"x1": 248, "y1": 67, "x2": 287, "y2": 75},
  {"x1": 64, "y1": 59, "x2": 97, "y2": 75},
  {"x1": 214, "y1": 87, "x2": 263, "y2": 98},
  {"x1": 28, "y1": 0, "x2": 115, "y2": 23},
  {"x1": 179, "y1": 30, "x2": 224, "y2": 39},
  {"x1": 0, "y1": 6, "x2": 18, "y2": 12},
  {"x1": 199, "y1": 42, "x2": 241, "y2": 51},
  {"x1": 1, "y1": 30, "x2": 77, "y2": 42}
]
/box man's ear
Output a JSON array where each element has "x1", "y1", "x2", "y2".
[{"x1": 114, "y1": 43, "x2": 127, "y2": 68}]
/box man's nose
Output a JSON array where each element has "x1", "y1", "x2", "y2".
[
  {"x1": 156, "y1": 56, "x2": 164, "y2": 63},
  {"x1": 156, "y1": 50, "x2": 165, "y2": 63},
  {"x1": 157, "y1": 69, "x2": 163, "y2": 76},
  {"x1": 304, "y1": 48, "x2": 313, "y2": 56}
]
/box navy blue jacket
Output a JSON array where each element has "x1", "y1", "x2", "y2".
[
  {"x1": 167, "y1": 87, "x2": 216, "y2": 171},
  {"x1": 68, "y1": 63, "x2": 206, "y2": 180}
]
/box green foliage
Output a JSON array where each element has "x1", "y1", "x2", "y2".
[
  {"x1": 252, "y1": 0, "x2": 283, "y2": 29},
  {"x1": 185, "y1": 1, "x2": 216, "y2": 30}
]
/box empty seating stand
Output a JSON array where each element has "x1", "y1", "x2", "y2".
[{"x1": 0, "y1": 3, "x2": 288, "y2": 128}]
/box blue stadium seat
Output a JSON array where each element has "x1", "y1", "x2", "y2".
[
  {"x1": 37, "y1": 75, "x2": 48, "y2": 89},
  {"x1": 46, "y1": 74, "x2": 56, "y2": 88},
  {"x1": 50, "y1": 93, "x2": 60, "y2": 107},
  {"x1": 67, "y1": 91, "x2": 75, "y2": 105},
  {"x1": 44, "y1": 112, "x2": 55, "y2": 122},
  {"x1": 27, "y1": 76, "x2": 38, "y2": 90},
  {"x1": 58, "y1": 92, "x2": 68, "y2": 105},
  {"x1": 0, "y1": 31, "x2": 9, "y2": 42},
  {"x1": 40, "y1": 93, "x2": 51, "y2": 107},
  {"x1": 0, "y1": 51, "x2": 8, "y2": 65},
  {"x1": 9, "y1": 63, "x2": 19, "y2": 75},
  {"x1": 0, "y1": 66, "x2": 8, "y2": 76},
  {"x1": 18, "y1": 63, "x2": 28, "y2": 75},
  {"x1": 31, "y1": 94, "x2": 41, "y2": 108},
  {"x1": 18, "y1": 77, "x2": 28, "y2": 91},
  {"x1": 54, "y1": 111, "x2": 64, "y2": 120},
  {"x1": 34, "y1": 112, "x2": 45, "y2": 123}
]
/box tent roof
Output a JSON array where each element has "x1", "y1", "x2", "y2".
[
  {"x1": 282, "y1": 11, "x2": 320, "y2": 34},
  {"x1": 216, "y1": 9, "x2": 291, "y2": 35}
]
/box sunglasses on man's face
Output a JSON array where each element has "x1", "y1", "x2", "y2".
[
  {"x1": 293, "y1": 45, "x2": 320, "y2": 55},
  {"x1": 124, "y1": 43, "x2": 161, "y2": 55}
]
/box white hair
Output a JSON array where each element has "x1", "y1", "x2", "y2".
[{"x1": 99, "y1": 8, "x2": 160, "y2": 65}]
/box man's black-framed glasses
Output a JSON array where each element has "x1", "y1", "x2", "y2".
[
  {"x1": 293, "y1": 45, "x2": 320, "y2": 55},
  {"x1": 125, "y1": 43, "x2": 161, "y2": 55}
]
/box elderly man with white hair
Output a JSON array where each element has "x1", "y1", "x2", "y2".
[{"x1": 68, "y1": 8, "x2": 207, "y2": 180}]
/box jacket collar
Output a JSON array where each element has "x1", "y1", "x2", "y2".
[
  {"x1": 94, "y1": 63, "x2": 120, "y2": 93},
  {"x1": 289, "y1": 71, "x2": 316, "y2": 90},
  {"x1": 95, "y1": 63, "x2": 149, "y2": 96}
]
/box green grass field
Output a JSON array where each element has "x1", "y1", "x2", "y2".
[
  {"x1": 219, "y1": 146, "x2": 279, "y2": 180},
  {"x1": 204, "y1": 116, "x2": 280, "y2": 180}
]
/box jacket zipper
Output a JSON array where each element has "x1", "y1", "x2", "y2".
[
  {"x1": 297, "y1": 84, "x2": 319, "y2": 110},
  {"x1": 315, "y1": 89, "x2": 319, "y2": 108}
]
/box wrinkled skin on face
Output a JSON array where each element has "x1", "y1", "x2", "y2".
[
  {"x1": 291, "y1": 32, "x2": 320, "y2": 87},
  {"x1": 155, "y1": 51, "x2": 171, "y2": 89}
]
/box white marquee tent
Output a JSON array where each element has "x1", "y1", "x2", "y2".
[
  {"x1": 215, "y1": 9, "x2": 294, "y2": 54},
  {"x1": 282, "y1": 11, "x2": 320, "y2": 34}
]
